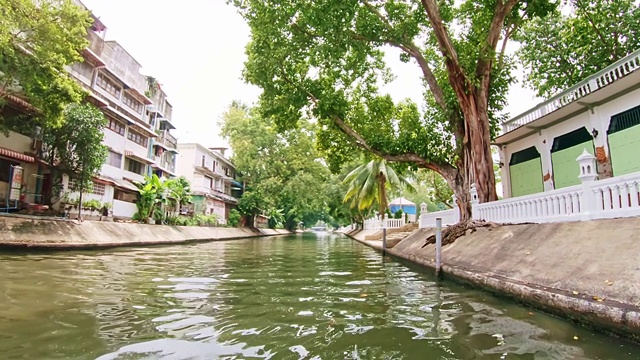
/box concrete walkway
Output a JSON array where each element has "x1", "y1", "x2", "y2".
[{"x1": 348, "y1": 218, "x2": 640, "y2": 342}]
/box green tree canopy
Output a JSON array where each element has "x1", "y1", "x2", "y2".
[
  {"x1": 0, "y1": 0, "x2": 92, "y2": 129},
  {"x1": 231, "y1": 0, "x2": 555, "y2": 222},
  {"x1": 41, "y1": 103, "x2": 107, "y2": 214},
  {"x1": 517, "y1": 0, "x2": 640, "y2": 98},
  {"x1": 220, "y1": 102, "x2": 335, "y2": 230}
]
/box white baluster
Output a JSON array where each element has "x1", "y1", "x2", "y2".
[{"x1": 621, "y1": 183, "x2": 630, "y2": 209}]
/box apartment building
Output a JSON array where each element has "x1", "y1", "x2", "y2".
[
  {"x1": 175, "y1": 144, "x2": 239, "y2": 223},
  {"x1": 0, "y1": 1, "x2": 178, "y2": 217},
  {"x1": 61, "y1": 4, "x2": 179, "y2": 219}
]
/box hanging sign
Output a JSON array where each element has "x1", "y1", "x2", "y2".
[{"x1": 9, "y1": 165, "x2": 23, "y2": 201}]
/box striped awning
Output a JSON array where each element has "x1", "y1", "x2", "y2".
[{"x1": 0, "y1": 146, "x2": 35, "y2": 163}]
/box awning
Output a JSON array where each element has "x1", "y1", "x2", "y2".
[
  {"x1": 102, "y1": 105, "x2": 135, "y2": 125},
  {"x1": 1, "y1": 91, "x2": 40, "y2": 115},
  {"x1": 124, "y1": 150, "x2": 153, "y2": 164},
  {"x1": 158, "y1": 117, "x2": 176, "y2": 130},
  {"x1": 125, "y1": 87, "x2": 153, "y2": 105},
  {"x1": 81, "y1": 48, "x2": 106, "y2": 67},
  {"x1": 112, "y1": 177, "x2": 139, "y2": 192},
  {"x1": 0, "y1": 146, "x2": 35, "y2": 163},
  {"x1": 130, "y1": 123, "x2": 158, "y2": 138}
]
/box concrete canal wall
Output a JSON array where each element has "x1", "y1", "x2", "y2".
[
  {"x1": 349, "y1": 217, "x2": 640, "y2": 342},
  {"x1": 0, "y1": 215, "x2": 291, "y2": 249}
]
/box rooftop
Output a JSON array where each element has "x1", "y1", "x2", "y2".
[{"x1": 497, "y1": 49, "x2": 640, "y2": 145}]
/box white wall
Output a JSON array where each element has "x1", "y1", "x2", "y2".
[
  {"x1": 113, "y1": 199, "x2": 137, "y2": 218},
  {"x1": 502, "y1": 87, "x2": 640, "y2": 198}
]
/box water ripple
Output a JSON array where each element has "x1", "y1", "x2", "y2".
[{"x1": 0, "y1": 234, "x2": 638, "y2": 359}]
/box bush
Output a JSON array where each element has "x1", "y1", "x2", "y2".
[
  {"x1": 394, "y1": 209, "x2": 403, "y2": 219},
  {"x1": 82, "y1": 199, "x2": 101, "y2": 211},
  {"x1": 192, "y1": 214, "x2": 219, "y2": 227},
  {"x1": 228, "y1": 209, "x2": 241, "y2": 227},
  {"x1": 167, "y1": 216, "x2": 193, "y2": 226}
]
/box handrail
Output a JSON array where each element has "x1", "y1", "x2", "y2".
[{"x1": 501, "y1": 49, "x2": 640, "y2": 133}]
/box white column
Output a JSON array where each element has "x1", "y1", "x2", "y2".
[
  {"x1": 498, "y1": 145, "x2": 511, "y2": 198},
  {"x1": 586, "y1": 107, "x2": 613, "y2": 178},
  {"x1": 536, "y1": 130, "x2": 554, "y2": 192}
]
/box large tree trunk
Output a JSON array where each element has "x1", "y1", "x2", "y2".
[
  {"x1": 464, "y1": 96, "x2": 498, "y2": 203},
  {"x1": 438, "y1": 164, "x2": 472, "y2": 223}
]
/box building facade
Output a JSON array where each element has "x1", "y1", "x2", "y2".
[
  {"x1": 62, "y1": 3, "x2": 179, "y2": 219},
  {"x1": 175, "y1": 143, "x2": 239, "y2": 223},
  {"x1": 0, "y1": 1, "x2": 178, "y2": 218},
  {"x1": 496, "y1": 50, "x2": 640, "y2": 199}
]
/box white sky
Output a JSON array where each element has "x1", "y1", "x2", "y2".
[{"x1": 80, "y1": 0, "x2": 540, "y2": 149}]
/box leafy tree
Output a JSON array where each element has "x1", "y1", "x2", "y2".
[
  {"x1": 517, "y1": 0, "x2": 640, "y2": 98},
  {"x1": 231, "y1": 0, "x2": 555, "y2": 223},
  {"x1": 343, "y1": 158, "x2": 415, "y2": 216},
  {"x1": 41, "y1": 103, "x2": 107, "y2": 217},
  {"x1": 0, "y1": 0, "x2": 92, "y2": 130},
  {"x1": 165, "y1": 176, "x2": 192, "y2": 216},
  {"x1": 133, "y1": 174, "x2": 166, "y2": 223},
  {"x1": 220, "y1": 102, "x2": 333, "y2": 230}
]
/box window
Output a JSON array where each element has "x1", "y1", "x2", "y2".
[
  {"x1": 114, "y1": 189, "x2": 136, "y2": 203},
  {"x1": 126, "y1": 158, "x2": 146, "y2": 175},
  {"x1": 127, "y1": 130, "x2": 148, "y2": 147},
  {"x1": 91, "y1": 182, "x2": 106, "y2": 195},
  {"x1": 107, "y1": 117, "x2": 125, "y2": 136},
  {"x1": 201, "y1": 155, "x2": 206, "y2": 167},
  {"x1": 96, "y1": 73, "x2": 122, "y2": 98},
  {"x1": 122, "y1": 93, "x2": 143, "y2": 114},
  {"x1": 0, "y1": 158, "x2": 19, "y2": 183},
  {"x1": 67, "y1": 179, "x2": 105, "y2": 195},
  {"x1": 106, "y1": 151, "x2": 122, "y2": 168}
]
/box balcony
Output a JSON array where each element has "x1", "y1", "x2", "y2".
[
  {"x1": 499, "y1": 49, "x2": 640, "y2": 141},
  {"x1": 155, "y1": 130, "x2": 177, "y2": 152}
]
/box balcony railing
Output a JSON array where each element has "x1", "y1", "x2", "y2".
[
  {"x1": 501, "y1": 49, "x2": 640, "y2": 134},
  {"x1": 158, "y1": 130, "x2": 177, "y2": 150}
]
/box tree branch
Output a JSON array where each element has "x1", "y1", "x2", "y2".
[
  {"x1": 419, "y1": 0, "x2": 466, "y2": 84},
  {"x1": 275, "y1": 64, "x2": 457, "y2": 178},
  {"x1": 359, "y1": 0, "x2": 448, "y2": 110},
  {"x1": 475, "y1": 0, "x2": 519, "y2": 96}
]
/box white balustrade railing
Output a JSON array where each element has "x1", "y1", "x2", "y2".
[
  {"x1": 589, "y1": 171, "x2": 640, "y2": 219},
  {"x1": 360, "y1": 216, "x2": 407, "y2": 230},
  {"x1": 417, "y1": 170, "x2": 640, "y2": 229},
  {"x1": 502, "y1": 49, "x2": 640, "y2": 134},
  {"x1": 419, "y1": 208, "x2": 458, "y2": 229},
  {"x1": 474, "y1": 185, "x2": 583, "y2": 224}
]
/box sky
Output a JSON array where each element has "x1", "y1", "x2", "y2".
[{"x1": 80, "y1": 0, "x2": 541, "y2": 150}]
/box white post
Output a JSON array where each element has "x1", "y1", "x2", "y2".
[
  {"x1": 419, "y1": 202, "x2": 428, "y2": 229},
  {"x1": 577, "y1": 149, "x2": 598, "y2": 219},
  {"x1": 451, "y1": 194, "x2": 460, "y2": 223},
  {"x1": 470, "y1": 183, "x2": 479, "y2": 220}
]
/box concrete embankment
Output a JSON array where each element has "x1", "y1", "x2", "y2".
[
  {"x1": 0, "y1": 214, "x2": 291, "y2": 250},
  {"x1": 348, "y1": 218, "x2": 640, "y2": 342}
]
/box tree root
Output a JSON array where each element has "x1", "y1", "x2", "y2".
[{"x1": 421, "y1": 220, "x2": 500, "y2": 248}]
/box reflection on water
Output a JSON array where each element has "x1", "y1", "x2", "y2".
[{"x1": 0, "y1": 233, "x2": 638, "y2": 359}]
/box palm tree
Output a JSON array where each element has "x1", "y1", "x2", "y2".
[{"x1": 342, "y1": 158, "x2": 415, "y2": 217}]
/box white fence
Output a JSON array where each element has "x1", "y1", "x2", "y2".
[
  {"x1": 362, "y1": 216, "x2": 406, "y2": 230},
  {"x1": 419, "y1": 168, "x2": 640, "y2": 228}
]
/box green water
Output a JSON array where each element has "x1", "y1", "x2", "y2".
[{"x1": 0, "y1": 233, "x2": 638, "y2": 359}]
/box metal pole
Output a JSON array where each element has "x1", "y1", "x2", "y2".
[
  {"x1": 435, "y1": 217, "x2": 442, "y2": 277},
  {"x1": 382, "y1": 228, "x2": 387, "y2": 255}
]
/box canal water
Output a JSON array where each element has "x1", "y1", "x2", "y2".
[{"x1": 0, "y1": 233, "x2": 638, "y2": 359}]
